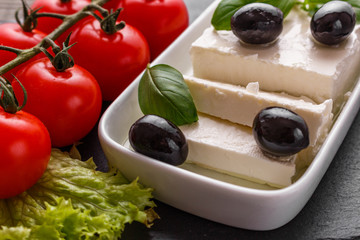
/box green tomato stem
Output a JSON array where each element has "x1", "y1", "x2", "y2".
[
  {"x1": 0, "y1": 46, "x2": 24, "y2": 55},
  {"x1": 35, "y1": 12, "x2": 68, "y2": 20},
  {"x1": 87, "y1": 3, "x2": 110, "y2": 17},
  {"x1": 0, "y1": 0, "x2": 111, "y2": 76}
]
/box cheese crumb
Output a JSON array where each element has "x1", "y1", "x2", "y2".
[{"x1": 246, "y1": 82, "x2": 259, "y2": 94}]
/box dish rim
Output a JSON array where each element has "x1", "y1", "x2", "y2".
[{"x1": 98, "y1": 0, "x2": 360, "y2": 198}]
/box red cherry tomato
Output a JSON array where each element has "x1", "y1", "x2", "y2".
[
  {"x1": 105, "y1": 0, "x2": 189, "y2": 60},
  {"x1": 0, "y1": 23, "x2": 49, "y2": 81},
  {"x1": 31, "y1": 0, "x2": 91, "y2": 42},
  {"x1": 12, "y1": 58, "x2": 102, "y2": 147},
  {"x1": 70, "y1": 18, "x2": 150, "y2": 100},
  {"x1": 0, "y1": 107, "x2": 51, "y2": 199}
]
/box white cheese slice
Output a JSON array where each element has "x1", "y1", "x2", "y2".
[
  {"x1": 184, "y1": 75, "x2": 333, "y2": 147},
  {"x1": 190, "y1": 7, "x2": 360, "y2": 111},
  {"x1": 180, "y1": 113, "x2": 296, "y2": 188}
]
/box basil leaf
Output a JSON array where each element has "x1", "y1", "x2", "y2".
[
  {"x1": 262, "y1": 0, "x2": 297, "y2": 18},
  {"x1": 211, "y1": 0, "x2": 297, "y2": 31},
  {"x1": 138, "y1": 64, "x2": 198, "y2": 126},
  {"x1": 211, "y1": 0, "x2": 253, "y2": 31}
]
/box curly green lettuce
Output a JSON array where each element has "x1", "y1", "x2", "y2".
[{"x1": 0, "y1": 149, "x2": 157, "y2": 240}]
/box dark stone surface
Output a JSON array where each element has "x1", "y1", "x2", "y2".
[{"x1": 78, "y1": 0, "x2": 360, "y2": 239}]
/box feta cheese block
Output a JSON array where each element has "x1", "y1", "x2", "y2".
[
  {"x1": 183, "y1": 75, "x2": 333, "y2": 147},
  {"x1": 180, "y1": 113, "x2": 297, "y2": 188},
  {"x1": 190, "y1": 7, "x2": 360, "y2": 111}
]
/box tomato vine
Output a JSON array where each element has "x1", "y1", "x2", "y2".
[{"x1": 0, "y1": 0, "x2": 111, "y2": 76}]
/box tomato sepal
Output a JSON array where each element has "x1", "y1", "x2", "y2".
[
  {"x1": 89, "y1": 7, "x2": 125, "y2": 34},
  {"x1": 0, "y1": 76, "x2": 27, "y2": 114},
  {"x1": 40, "y1": 34, "x2": 76, "y2": 72},
  {"x1": 15, "y1": 0, "x2": 41, "y2": 32}
]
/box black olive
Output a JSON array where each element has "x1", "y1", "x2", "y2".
[
  {"x1": 311, "y1": 1, "x2": 356, "y2": 45},
  {"x1": 230, "y1": 3, "x2": 283, "y2": 44},
  {"x1": 129, "y1": 115, "x2": 188, "y2": 166},
  {"x1": 252, "y1": 107, "x2": 309, "y2": 157}
]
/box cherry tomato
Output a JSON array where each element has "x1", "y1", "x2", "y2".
[
  {"x1": 12, "y1": 58, "x2": 102, "y2": 147},
  {"x1": 0, "y1": 23, "x2": 48, "y2": 81},
  {"x1": 70, "y1": 18, "x2": 150, "y2": 100},
  {"x1": 31, "y1": 0, "x2": 91, "y2": 42},
  {"x1": 105, "y1": 0, "x2": 189, "y2": 60},
  {"x1": 0, "y1": 107, "x2": 51, "y2": 199}
]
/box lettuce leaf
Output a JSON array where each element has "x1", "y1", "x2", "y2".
[
  {"x1": 0, "y1": 226, "x2": 31, "y2": 240},
  {"x1": 0, "y1": 149, "x2": 157, "y2": 239}
]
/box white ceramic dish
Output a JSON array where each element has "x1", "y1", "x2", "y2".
[{"x1": 98, "y1": 0, "x2": 360, "y2": 230}]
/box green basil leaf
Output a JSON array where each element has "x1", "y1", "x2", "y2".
[
  {"x1": 211, "y1": 0, "x2": 297, "y2": 31},
  {"x1": 262, "y1": 0, "x2": 297, "y2": 18},
  {"x1": 138, "y1": 64, "x2": 198, "y2": 126},
  {"x1": 211, "y1": 0, "x2": 253, "y2": 31}
]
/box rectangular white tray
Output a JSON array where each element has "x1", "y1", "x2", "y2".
[{"x1": 98, "y1": 0, "x2": 360, "y2": 230}]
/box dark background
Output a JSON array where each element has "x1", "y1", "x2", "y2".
[{"x1": 3, "y1": 0, "x2": 360, "y2": 239}]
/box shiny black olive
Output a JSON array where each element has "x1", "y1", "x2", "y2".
[
  {"x1": 252, "y1": 107, "x2": 309, "y2": 157},
  {"x1": 311, "y1": 1, "x2": 356, "y2": 45},
  {"x1": 230, "y1": 3, "x2": 283, "y2": 44},
  {"x1": 129, "y1": 115, "x2": 188, "y2": 166}
]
